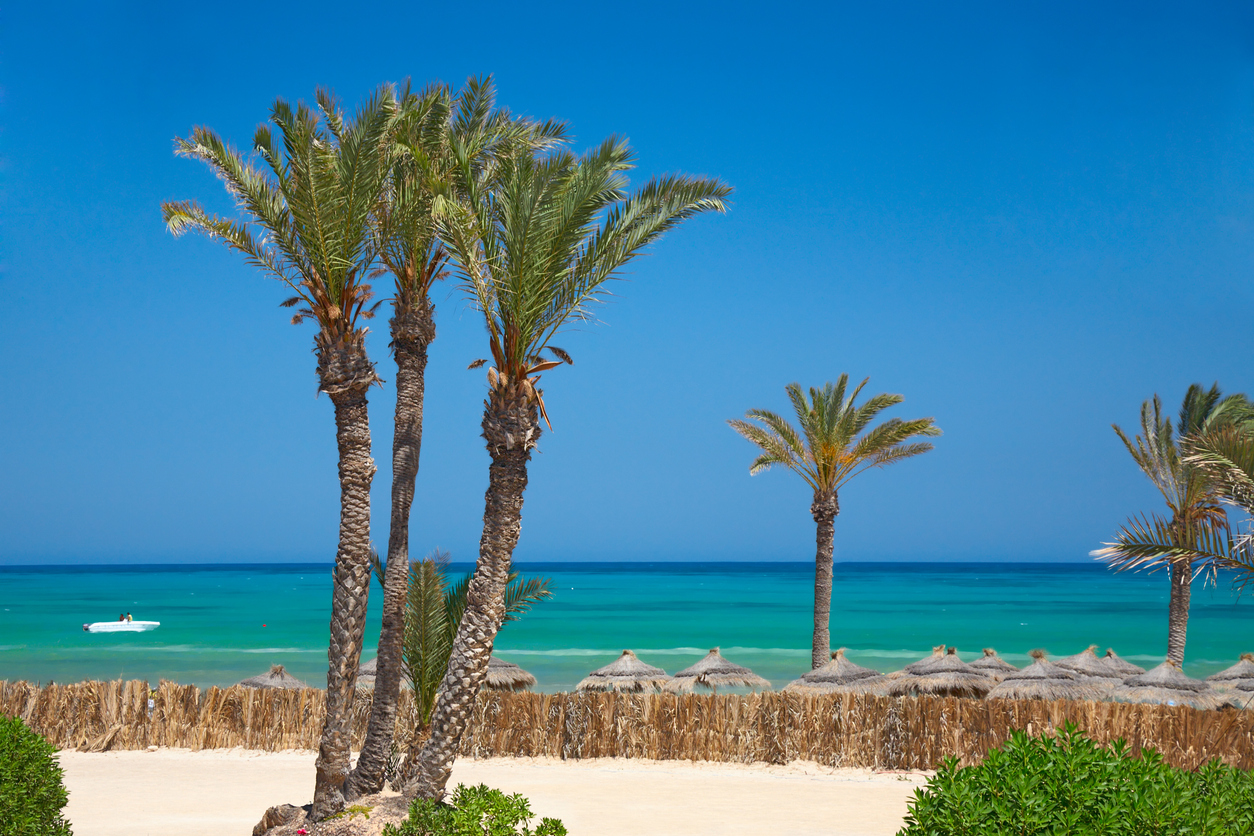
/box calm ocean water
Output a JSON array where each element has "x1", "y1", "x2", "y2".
[{"x1": 1, "y1": 562, "x2": 1251, "y2": 690}]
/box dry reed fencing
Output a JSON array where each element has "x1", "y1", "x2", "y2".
[{"x1": 3, "y1": 681, "x2": 1253, "y2": 770}]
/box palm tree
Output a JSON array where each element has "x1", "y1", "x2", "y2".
[
  {"x1": 730, "y1": 377, "x2": 940, "y2": 669},
  {"x1": 161, "y1": 89, "x2": 394, "y2": 820},
  {"x1": 403, "y1": 138, "x2": 731, "y2": 798},
  {"x1": 1096, "y1": 385, "x2": 1251, "y2": 666},
  {"x1": 346, "y1": 78, "x2": 565, "y2": 800}
]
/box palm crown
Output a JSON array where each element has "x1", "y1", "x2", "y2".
[
  {"x1": 1111, "y1": 385, "x2": 1250, "y2": 532},
  {"x1": 729, "y1": 376, "x2": 941, "y2": 497},
  {"x1": 439, "y1": 137, "x2": 732, "y2": 423},
  {"x1": 1098, "y1": 385, "x2": 1253, "y2": 576},
  {"x1": 162, "y1": 87, "x2": 396, "y2": 379},
  {"x1": 379, "y1": 78, "x2": 568, "y2": 314}
]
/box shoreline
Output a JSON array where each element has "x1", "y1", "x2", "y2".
[{"x1": 60, "y1": 748, "x2": 927, "y2": 836}]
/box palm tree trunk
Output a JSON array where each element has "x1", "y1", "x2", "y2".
[
  {"x1": 810, "y1": 492, "x2": 839, "y2": 669},
  {"x1": 346, "y1": 302, "x2": 435, "y2": 800},
  {"x1": 1166, "y1": 560, "x2": 1192, "y2": 666},
  {"x1": 404, "y1": 386, "x2": 539, "y2": 800},
  {"x1": 311, "y1": 344, "x2": 378, "y2": 822}
]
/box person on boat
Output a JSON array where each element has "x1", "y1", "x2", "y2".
[
  {"x1": 118, "y1": 613, "x2": 126, "y2": 621},
  {"x1": 125, "y1": 613, "x2": 133, "y2": 622}
]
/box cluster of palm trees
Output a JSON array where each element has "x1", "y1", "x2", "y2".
[
  {"x1": 1096, "y1": 384, "x2": 1254, "y2": 667},
  {"x1": 163, "y1": 78, "x2": 730, "y2": 819}
]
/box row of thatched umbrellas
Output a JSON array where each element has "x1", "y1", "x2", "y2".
[
  {"x1": 786, "y1": 645, "x2": 1254, "y2": 710},
  {"x1": 234, "y1": 647, "x2": 1254, "y2": 710},
  {"x1": 236, "y1": 656, "x2": 538, "y2": 692}
]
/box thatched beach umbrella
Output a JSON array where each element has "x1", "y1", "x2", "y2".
[
  {"x1": 666, "y1": 648, "x2": 770, "y2": 693},
  {"x1": 577, "y1": 650, "x2": 670, "y2": 693},
  {"x1": 484, "y1": 656, "x2": 537, "y2": 692},
  {"x1": 237, "y1": 664, "x2": 307, "y2": 690},
  {"x1": 987, "y1": 650, "x2": 1107, "y2": 702},
  {"x1": 1054, "y1": 645, "x2": 1122, "y2": 682},
  {"x1": 1206, "y1": 654, "x2": 1254, "y2": 690},
  {"x1": 784, "y1": 649, "x2": 887, "y2": 694},
  {"x1": 356, "y1": 656, "x2": 377, "y2": 688},
  {"x1": 1113, "y1": 661, "x2": 1225, "y2": 709},
  {"x1": 969, "y1": 648, "x2": 1018, "y2": 680},
  {"x1": 1101, "y1": 649, "x2": 1145, "y2": 678},
  {"x1": 888, "y1": 647, "x2": 993, "y2": 698}
]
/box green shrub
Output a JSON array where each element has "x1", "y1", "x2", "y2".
[
  {"x1": 384, "y1": 783, "x2": 565, "y2": 836},
  {"x1": 0, "y1": 714, "x2": 72, "y2": 836},
  {"x1": 899, "y1": 722, "x2": 1254, "y2": 835}
]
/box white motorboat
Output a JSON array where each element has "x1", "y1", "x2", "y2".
[{"x1": 83, "y1": 621, "x2": 160, "y2": 633}]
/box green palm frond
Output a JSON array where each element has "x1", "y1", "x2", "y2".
[
  {"x1": 501, "y1": 573, "x2": 554, "y2": 624},
  {"x1": 439, "y1": 132, "x2": 730, "y2": 410},
  {"x1": 163, "y1": 86, "x2": 397, "y2": 347},
  {"x1": 380, "y1": 77, "x2": 568, "y2": 313},
  {"x1": 730, "y1": 376, "x2": 940, "y2": 497},
  {"x1": 1092, "y1": 513, "x2": 1240, "y2": 586},
  {"x1": 402, "y1": 550, "x2": 452, "y2": 725},
  {"x1": 1185, "y1": 426, "x2": 1254, "y2": 515}
]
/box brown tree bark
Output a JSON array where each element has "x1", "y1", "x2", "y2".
[
  {"x1": 404, "y1": 385, "x2": 539, "y2": 800},
  {"x1": 346, "y1": 301, "x2": 435, "y2": 799},
  {"x1": 810, "y1": 492, "x2": 839, "y2": 669},
  {"x1": 311, "y1": 341, "x2": 378, "y2": 821},
  {"x1": 1166, "y1": 559, "x2": 1192, "y2": 667}
]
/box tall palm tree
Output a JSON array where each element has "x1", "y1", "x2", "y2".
[
  {"x1": 730, "y1": 377, "x2": 940, "y2": 669},
  {"x1": 346, "y1": 78, "x2": 565, "y2": 800},
  {"x1": 161, "y1": 89, "x2": 394, "y2": 820},
  {"x1": 404, "y1": 138, "x2": 731, "y2": 798},
  {"x1": 1096, "y1": 385, "x2": 1251, "y2": 666}
]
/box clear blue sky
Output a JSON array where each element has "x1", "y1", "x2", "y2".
[{"x1": 3, "y1": 2, "x2": 1253, "y2": 564}]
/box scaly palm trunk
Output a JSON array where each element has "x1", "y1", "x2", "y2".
[
  {"x1": 810, "y1": 492, "x2": 839, "y2": 669},
  {"x1": 311, "y1": 343, "x2": 378, "y2": 821},
  {"x1": 346, "y1": 301, "x2": 435, "y2": 799},
  {"x1": 405, "y1": 386, "x2": 539, "y2": 799},
  {"x1": 1166, "y1": 559, "x2": 1192, "y2": 666}
]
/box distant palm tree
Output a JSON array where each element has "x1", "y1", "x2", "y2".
[
  {"x1": 162, "y1": 89, "x2": 394, "y2": 820},
  {"x1": 730, "y1": 377, "x2": 940, "y2": 669},
  {"x1": 1096, "y1": 384, "x2": 1252, "y2": 666},
  {"x1": 346, "y1": 78, "x2": 565, "y2": 800},
  {"x1": 404, "y1": 138, "x2": 730, "y2": 798}
]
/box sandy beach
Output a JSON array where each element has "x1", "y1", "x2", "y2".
[{"x1": 60, "y1": 749, "x2": 925, "y2": 836}]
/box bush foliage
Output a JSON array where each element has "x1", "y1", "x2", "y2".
[
  {"x1": 0, "y1": 714, "x2": 72, "y2": 836},
  {"x1": 900, "y1": 723, "x2": 1254, "y2": 835},
  {"x1": 384, "y1": 783, "x2": 566, "y2": 836}
]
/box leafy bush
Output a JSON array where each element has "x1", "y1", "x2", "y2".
[
  {"x1": 384, "y1": 783, "x2": 565, "y2": 836},
  {"x1": 0, "y1": 714, "x2": 72, "y2": 836},
  {"x1": 899, "y1": 722, "x2": 1254, "y2": 835}
]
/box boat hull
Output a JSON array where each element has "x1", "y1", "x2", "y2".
[{"x1": 83, "y1": 621, "x2": 160, "y2": 633}]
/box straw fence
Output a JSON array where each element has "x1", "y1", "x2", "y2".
[{"x1": 3, "y1": 680, "x2": 1253, "y2": 770}]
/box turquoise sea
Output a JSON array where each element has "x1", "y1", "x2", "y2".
[{"x1": 1, "y1": 562, "x2": 1252, "y2": 690}]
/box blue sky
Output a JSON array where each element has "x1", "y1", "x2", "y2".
[{"x1": 3, "y1": 2, "x2": 1253, "y2": 564}]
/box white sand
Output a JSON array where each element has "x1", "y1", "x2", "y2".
[{"x1": 61, "y1": 749, "x2": 926, "y2": 836}]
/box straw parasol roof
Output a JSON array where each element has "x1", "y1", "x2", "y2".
[
  {"x1": 969, "y1": 648, "x2": 1018, "y2": 680},
  {"x1": 783, "y1": 649, "x2": 888, "y2": 694},
  {"x1": 666, "y1": 648, "x2": 770, "y2": 693},
  {"x1": 887, "y1": 647, "x2": 993, "y2": 698},
  {"x1": 1054, "y1": 645, "x2": 1122, "y2": 681},
  {"x1": 1112, "y1": 661, "x2": 1225, "y2": 709},
  {"x1": 1206, "y1": 654, "x2": 1254, "y2": 689},
  {"x1": 354, "y1": 656, "x2": 377, "y2": 688},
  {"x1": 577, "y1": 650, "x2": 671, "y2": 693},
  {"x1": 484, "y1": 656, "x2": 537, "y2": 692},
  {"x1": 237, "y1": 664, "x2": 307, "y2": 690},
  {"x1": 987, "y1": 650, "x2": 1108, "y2": 702},
  {"x1": 1101, "y1": 649, "x2": 1145, "y2": 678}
]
